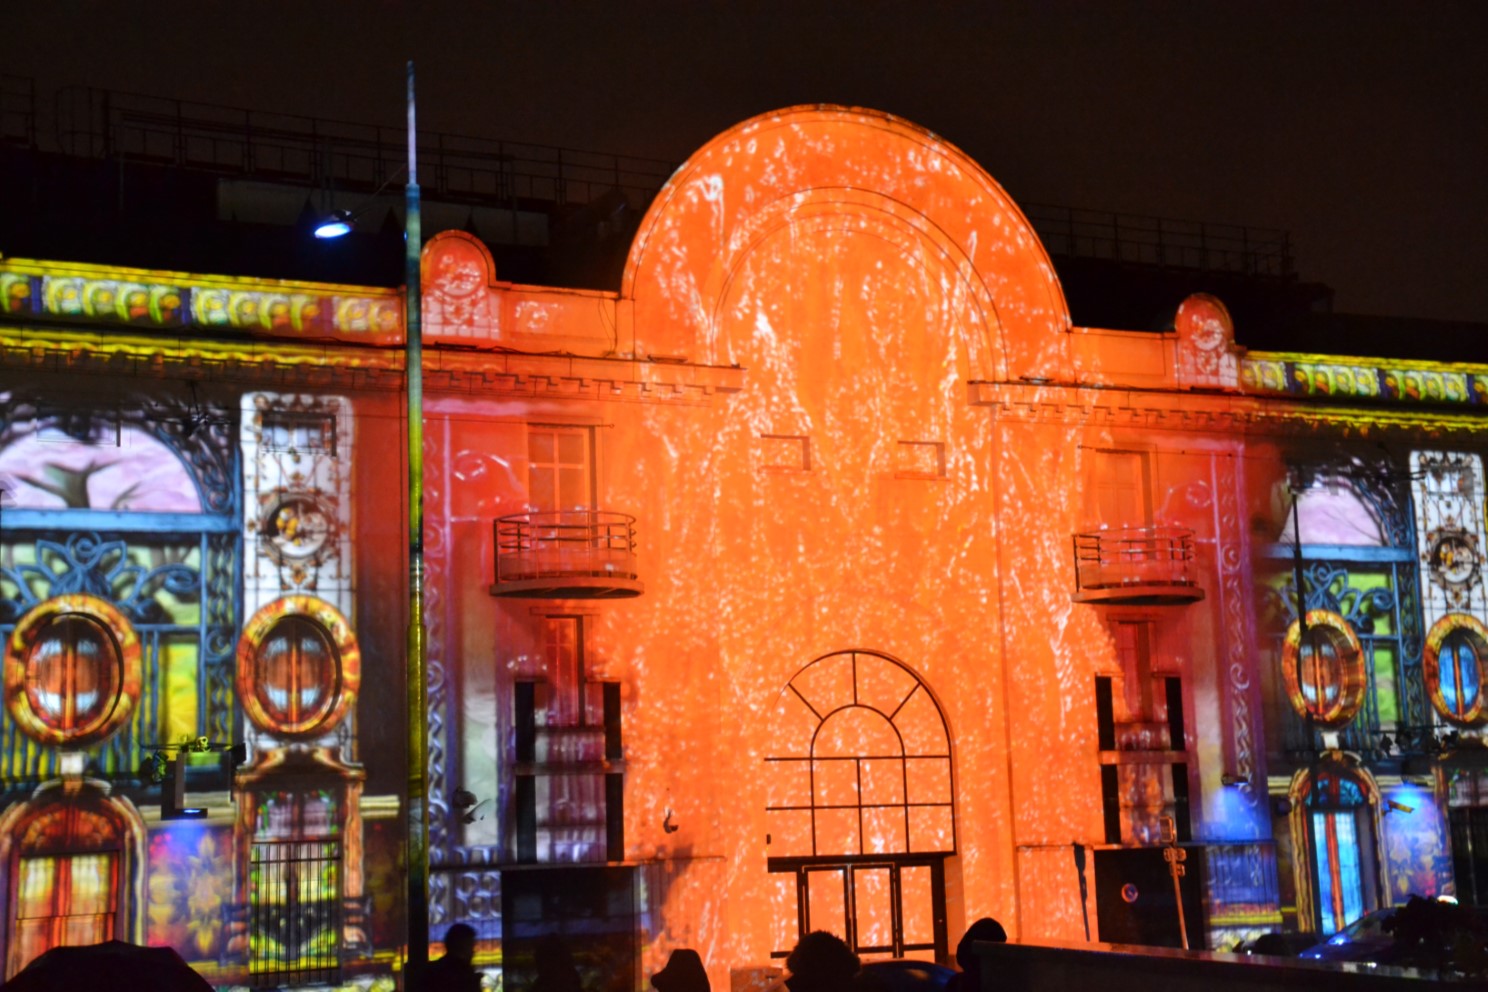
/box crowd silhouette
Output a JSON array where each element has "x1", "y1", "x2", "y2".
[{"x1": 421, "y1": 919, "x2": 1007, "y2": 992}]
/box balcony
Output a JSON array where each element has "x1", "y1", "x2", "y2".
[
  {"x1": 1071, "y1": 526, "x2": 1204, "y2": 605},
  {"x1": 491, "y1": 511, "x2": 643, "y2": 599}
]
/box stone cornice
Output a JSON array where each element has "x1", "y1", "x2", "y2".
[
  {"x1": 969, "y1": 380, "x2": 1488, "y2": 438},
  {"x1": 0, "y1": 327, "x2": 745, "y2": 404}
]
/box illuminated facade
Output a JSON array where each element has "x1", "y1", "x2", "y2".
[{"x1": 1, "y1": 105, "x2": 1487, "y2": 987}]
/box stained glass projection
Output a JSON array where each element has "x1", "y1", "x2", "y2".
[
  {"x1": 1425, "y1": 615, "x2": 1488, "y2": 725},
  {"x1": 4, "y1": 596, "x2": 142, "y2": 747},
  {"x1": 1281, "y1": 610, "x2": 1365, "y2": 728}
]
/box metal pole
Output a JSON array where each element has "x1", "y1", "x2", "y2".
[
  {"x1": 404, "y1": 58, "x2": 429, "y2": 991},
  {"x1": 1291, "y1": 489, "x2": 1313, "y2": 740}
]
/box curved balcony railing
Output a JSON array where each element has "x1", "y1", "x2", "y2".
[
  {"x1": 1071, "y1": 526, "x2": 1204, "y2": 605},
  {"x1": 491, "y1": 510, "x2": 643, "y2": 599}
]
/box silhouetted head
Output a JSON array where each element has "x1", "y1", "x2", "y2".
[
  {"x1": 443, "y1": 923, "x2": 477, "y2": 964},
  {"x1": 651, "y1": 948, "x2": 709, "y2": 992},
  {"x1": 785, "y1": 932, "x2": 859, "y2": 992},
  {"x1": 955, "y1": 917, "x2": 1007, "y2": 972}
]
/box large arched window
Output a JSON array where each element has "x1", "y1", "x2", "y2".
[
  {"x1": 1425, "y1": 615, "x2": 1488, "y2": 726},
  {"x1": 0, "y1": 395, "x2": 239, "y2": 778},
  {"x1": 765, "y1": 650, "x2": 952, "y2": 961}
]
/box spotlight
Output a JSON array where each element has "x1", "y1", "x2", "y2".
[
  {"x1": 313, "y1": 210, "x2": 355, "y2": 239},
  {"x1": 1385, "y1": 800, "x2": 1415, "y2": 815}
]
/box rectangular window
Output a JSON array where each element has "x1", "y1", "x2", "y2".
[
  {"x1": 262, "y1": 412, "x2": 337, "y2": 456},
  {"x1": 1091, "y1": 449, "x2": 1151, "y2": 528},
  {"x1": 12, "y1": 853, "x2": 118, "y2": 975},
  {"x1": 542, "y1": 616, "x2": 583, "y2": 726},
  {"x1": 1312, "y1": 810, "x2": 1365, "y2": 934},
  {"x1": 894, "y1": 441, "x2": 945, "y2": 480},
  {"x1": 1112, "y1": 621, "x2": 1155, "y2": 720},
  {"x1": 528, "y1": 425, "x2": 594, "y2": 511},
  {"x1": 758, "y1": 434, "x2": 812, "y2": 473}
]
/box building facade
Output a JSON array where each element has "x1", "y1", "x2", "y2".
[{"x1": 0, "y1": 106, "x2": 1484, "y2": 988}]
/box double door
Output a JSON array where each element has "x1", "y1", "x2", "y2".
[{"x1": 770, "y1": 857, "x2": 947, "y2": 961}]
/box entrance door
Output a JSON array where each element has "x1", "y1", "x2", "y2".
[{"x1": 770, "y1": 858, "x2": 946, "y2": 961}]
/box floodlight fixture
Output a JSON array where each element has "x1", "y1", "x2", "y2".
[{"x1": 313, "y1": 209, "x2": 356, "y2": 239}]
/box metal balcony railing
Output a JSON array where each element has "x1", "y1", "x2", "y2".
[
  {"x1": 492, "y1": 510, "x2": 642, "y2": 599},
  {"x1": 1071, "y1": 526, "x2": 1204, "y2": 604}
]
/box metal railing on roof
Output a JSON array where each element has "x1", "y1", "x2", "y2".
[
  {"x1": 0, "y1": 75, "x2": 1296, "y2": 279},
  {"x1": 0, "y1": 74, "x2": 37, "y2": 147},
  {"x1": 44, "y1": 84, "x2": 678, "y2": 208},
  {"x1": 1024, "y1": 202, "x2": 1294, "y2": 278}
]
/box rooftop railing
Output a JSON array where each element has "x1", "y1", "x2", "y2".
[{"x1": 1025, "y1": 203, "x2": 1294, "y2": 279}]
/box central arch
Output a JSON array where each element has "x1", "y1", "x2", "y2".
[{"x1": 622, "y1": 105, "x2": 1072, "y2": 382}]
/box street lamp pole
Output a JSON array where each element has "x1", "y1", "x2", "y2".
[{"x1": 403, "y1": 59, "x2": 430, "y2": 989}]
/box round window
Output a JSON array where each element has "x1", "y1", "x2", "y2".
[
  {"x1": 1281, "y1": 609, "x2": 1365, "y2": 729},
  {"x1": 237, "y1": 596, "x2": 360, "y2": 737},
  {"x1": 1425, "y1": 613, "x2": 1488, "y2": 726},
  {"x1": 4, "y1": 595, "x2": 142, "y2": 747}
]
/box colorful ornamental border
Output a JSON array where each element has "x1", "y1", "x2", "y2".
[
  {"x1": 4, "y1": 594, "x2": 144, "y2": 748},
  {"x1": 1242, "y1": 357, "x2": 1488, "y2": 407},
  {"x1": 0, "y1": 260, "x2": 402, "y2": 345},
  {"x1": 236, "y1": 595, "x2": 361, "y2": 739},
  {"x1": 1281, "y1": 609, "x2": 1367, "y2": 729},
  {"x1": 1423, "y1": 613, "x2": 1488, "y2": 726}
]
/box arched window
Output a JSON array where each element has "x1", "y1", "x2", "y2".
[
  {"x1": 237, "y1": 597, "x2": 359, "y2": 739},
  {"x1": 1425, "y1": 614, "x2": 1488, "y2": 726},
  {"x1": 1290, "y1": 760, "x2": 1380, "y2": 936},
  {"x1": 1281, "y1": 610, "x2": 1366, "y2": 728},
  {"x1": 3, "y1": 596, "x2": 142, "y2": 748},
  {"x1": 766, "y1": 651, "x2": 952, "y2": 961},
  {"x1": 3, "y1": 793, "x2": 137, "y2": 978},
  {"x1": 1278, "y1": 477, "x2": 1385, "y2": 547}
]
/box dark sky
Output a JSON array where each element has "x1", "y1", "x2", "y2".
[{"x1": 9, "y1": 1, "x2": 1487, "y2": 323}]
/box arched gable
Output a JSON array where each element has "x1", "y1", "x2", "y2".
[{"x1": 622, "y1": 106, "x2": 1070, "y2": 381}]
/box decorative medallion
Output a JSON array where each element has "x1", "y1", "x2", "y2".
[
  {"x1": 1424, "y1": 524, "x2": 1482, "y2": 602},
  {"x1": 258, "y1": 490, "x2": 336, "y2": 565}
]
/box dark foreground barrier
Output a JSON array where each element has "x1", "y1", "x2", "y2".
[{"x1": 971, "y1": 939, "x2": 1456, "y2": 991}]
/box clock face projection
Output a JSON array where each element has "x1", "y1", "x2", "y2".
[
  {"x1": 1426, "y1": 526, "x2": 1482, "y2": 594},
  {"x1": 259, "y1": 491, "x2": 335, "y2": 565}
]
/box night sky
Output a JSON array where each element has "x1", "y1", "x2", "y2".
[{"x1": 9, "y1": 1, "x2": 1487, "y2": 324}]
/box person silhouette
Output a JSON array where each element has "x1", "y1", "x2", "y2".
[
  {"x1": 944, "y1": 918, "x2": 1007, "y2": 992},
  {"x1": 651, "y1": 948, "x2": 709, "y2": 992},
  {"x1": 784, "y1": 932, "x2": 859, "y2": 992},
  {"x1": 424, "y1": 923, "x2": 480, "y2": 992}
]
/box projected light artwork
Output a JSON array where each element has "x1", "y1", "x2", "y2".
[{"x1": 0, "y1": 106, "x2": 1486, "y2": 989}]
